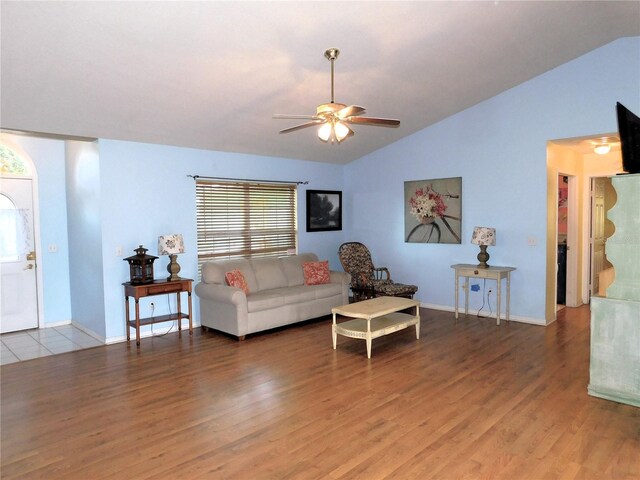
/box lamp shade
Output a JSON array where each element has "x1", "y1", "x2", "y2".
[
  {"x1": 158, "y1": 234, "x2": 185, "y2": 256},
  {"x1": 471, "y1": 227, "x2": 496, "y2": 246}
]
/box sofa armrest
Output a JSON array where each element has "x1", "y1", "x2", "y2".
[
  {"x1": 330, "y1": 270, "x2": 351, "y2": 285},
  {"x1": 195, "y1": 282, "x2": 246, "y2": 304},
  {"x1": 194, "y1": 282, "x2": 249, "y2": 337}
]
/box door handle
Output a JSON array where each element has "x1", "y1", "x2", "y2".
[{"x1": 24, "y1": 264, "x2": 34, "y2": 270}]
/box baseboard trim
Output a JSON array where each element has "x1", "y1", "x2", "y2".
[
  {"x1": 420, "y1": 302, "x2": 546, "y2": 326},
  {"x1": 106, "y1": 319, "x2": 200, "y2": 345},
  {"x1": 71, "y1": 322, "x2": 106, "y2": 343},
  {"x1": 41, "y1": 319, "x2": 72, "y2": 328}
]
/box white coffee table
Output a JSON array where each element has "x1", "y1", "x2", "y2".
[{"x1": 331, "y1": 296, "x2": 421, "y2": 358}]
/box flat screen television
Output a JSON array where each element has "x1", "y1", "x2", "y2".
[{"x1": 616, "y1": 102, "x2": 640, "y2": 174}]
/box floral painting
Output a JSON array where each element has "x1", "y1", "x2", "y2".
[{"x1": 404, "y1": 177, "x2": 462, "y2": 244}]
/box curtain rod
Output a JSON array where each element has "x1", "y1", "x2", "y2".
[{"x1": 188, "y1": 175, "x2": 308, "y2": 185}]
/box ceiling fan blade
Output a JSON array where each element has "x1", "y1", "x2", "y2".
[
  {"x1": 273, "y1": 114, "x2": 318, "y2": 120},
  {"x1": 279, "y1": 120, "x2": 323, "y2": 134},
  {"x1": 347, "y1": 116, "x2": 400, "y2": 127},
  {"x1": 337, "y1": 105, "x2": 366, "y2": 119}
]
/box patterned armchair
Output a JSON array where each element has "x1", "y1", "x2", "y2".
[{"x1": 338, "y1": 242, "x2": 418, "y2": 300}]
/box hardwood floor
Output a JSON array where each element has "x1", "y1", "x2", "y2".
[{"x1": 1, "y1": 306, "x2": 638, "y2": 479}]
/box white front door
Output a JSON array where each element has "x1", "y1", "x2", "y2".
[{"x1": 0, "y1": 177, "x2": 38, "y2": 333}]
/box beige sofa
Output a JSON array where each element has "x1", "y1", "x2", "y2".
[{"x1": 195, "y1": 253, "x2": 350, "y2": 339}]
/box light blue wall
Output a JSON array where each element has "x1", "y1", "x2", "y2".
[
  {"x1": 66, "y1": 140, "x2": 106, "y2": 337},
  {"x1": 2, "y1": 134, "x2": 72, "y2": 325},
  {"x1": 6, "y1": 37, "x2": 638, "y2": 337},
  {"x1": 97, "y1": 140, "x2": 345, "y2": 340},
  {"x1": 345, "y1": 37, "x2": 640, "y2": 321}
]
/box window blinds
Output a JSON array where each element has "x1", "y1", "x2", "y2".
[{"x1": 196, "y1": 180, "x2": 297, "y2": 267}]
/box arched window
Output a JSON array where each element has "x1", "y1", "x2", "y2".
[{"x1": 0, "y1": 144, "x2": 30, "y2": 176}]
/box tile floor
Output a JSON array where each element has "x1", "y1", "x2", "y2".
[{"x1": 1, "y1": 325, "x2": 103, "y2": 365}]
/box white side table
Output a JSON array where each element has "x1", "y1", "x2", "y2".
[{"x1": 451, "y1": 264, "x2": 516, "y2": 325}]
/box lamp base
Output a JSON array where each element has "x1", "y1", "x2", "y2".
[
  {"x1": 167, "y1": 254, "x2": 181, "y2": 281},
  {"x1": 477, "y1": 245, "x2": 490, "y2": 269}
]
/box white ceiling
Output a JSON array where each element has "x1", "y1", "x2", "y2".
[{"x1": 1, "y1": 1, "x2": 639, "y2": 164}]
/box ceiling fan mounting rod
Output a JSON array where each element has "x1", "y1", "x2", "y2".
[{"x1": 325, "y1": 48, "x2": 339, "y2": 104}]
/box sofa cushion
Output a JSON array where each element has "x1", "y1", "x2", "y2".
[
  {"x1": 303, "y1": 260, "x2": 330, "y2": 285},
  {"x1": 269, "y1": 286, "x2": 317, "y2": 305},
  {"x1": 225, "y1": 269, "x2": 249, "y2": 294},
  {"x1": 313, "y1": 282, "x2": 344, "y2": 300},
  {"x1": 201, "y1": 258, "x2": 258, "y2": 292},
  {"x1": 280, "y1": 253, "x2": 319, "y2": 287},
  {"x1": 252, "y1": 258, "x2": 288, "y2": 291},
  {"x1": 247, "y1": 291, "x2": 285, "y2": 313}
]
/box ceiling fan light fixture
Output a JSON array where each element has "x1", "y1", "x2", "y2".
[
  {"x1": 274, "y1": 48, "x2": 400, "y2": 144},
  {"x1": 594, "y1": 144, "x2": 611, "y2": 155},
  {"x1": 318, "y1": 123, "x2": 332, "y2": 142},
  {"x1": 334, "y1": 121, "x2": 350, "y2": 142}
]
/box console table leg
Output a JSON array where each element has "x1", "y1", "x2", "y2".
[
  {"x1": 496, "y1": 279, "x2": 502, "y2": 326},
  {"x1": 464, "y1": 277, "x2": 469, "y2": 317},
  {"x1": 125, "y1": 296, "x2": 130, "y2": 342},
  {"x1": 176, "y1": 292, "x2": 182, "y2": 331},
  {"x1": 454, "y1": 273, "x2": 459, "y2": 319},
  {"x1": 135, "y1": 299, "x2": 141, "y2": 346},
  {"x1": 506, "y1": 273, "x2": 511, "y2": 322},
  {"x1": 188, "y1": 291, "x2": 193, "y2": 335}
]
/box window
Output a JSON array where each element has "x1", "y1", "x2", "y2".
[
  {"x1": 196, "y1": 180, "x2": 297, "y2": 270},
  {"x1": 0, "y1": 145, "x2": 30, "y2": 176}
]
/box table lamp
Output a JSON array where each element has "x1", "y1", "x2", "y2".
[
  {"x1": 471, "y1": 226, "x2": 496, "y2": 268},
  {"x1": 158, "y1": 234, "x2": 185, "y2": 281}
]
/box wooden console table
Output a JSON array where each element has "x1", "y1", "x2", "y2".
[
  {"x1": 123, "y1": 278, "x2": 193, "y2": 346},
  {"x1": 451, "y1": 264, "x2": 515, "y2": 325}
]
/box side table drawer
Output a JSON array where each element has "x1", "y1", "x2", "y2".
[
  {"x1": 460, "y1": 268, "x2": 493, "y2": 279},
  {"x1": 145, "y1": 283, "x2": 184, "y2": 295}
]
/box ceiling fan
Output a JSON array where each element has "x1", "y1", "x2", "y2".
[{"x1": 273, "y1": 48, "x2": 400, "y2": 144}]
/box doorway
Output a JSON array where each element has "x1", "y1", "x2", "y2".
[
  {"x1": 557, "y1": 175, "x2": 568, "y2": 309},
  {"x1": 0, "y1": 143, "x2": 41, "y2": 333},
  {"x1": 545, "y1": 135, "x2": 623, "y2": 324},
  {"x1": 0, "y1": 178, "x2": 38, "y2": 333}
]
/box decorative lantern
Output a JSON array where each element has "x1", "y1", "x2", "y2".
[{"x1": 124, "y1": 245, "x2": 157, "y2": 284}]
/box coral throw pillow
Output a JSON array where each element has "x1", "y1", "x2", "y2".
[
  {"x1": 225, "y1": 270, "x2": 249, "y2": 294},
  {"x1": 303, "y1": 260, "x2": 330, "y2": 286}
]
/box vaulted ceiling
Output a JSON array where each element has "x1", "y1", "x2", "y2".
[{"x1": 1, "y1": 1, "x2": 639, "y2": 164}]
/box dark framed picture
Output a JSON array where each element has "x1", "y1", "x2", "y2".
[{"x1": 306, "y1": 190, "x2": 342, "y2": 232}]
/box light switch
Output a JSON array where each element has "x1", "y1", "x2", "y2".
[{"x1": 116, "y1": 246, "x2": 123, "y2": 256}]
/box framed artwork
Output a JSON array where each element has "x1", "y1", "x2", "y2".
[
  {"x1": 404, "y1": 177, "x2": 462, "y2": 244},
  {"x1": 306, "y1": 190, "x2": 342, "y2": 232}
]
